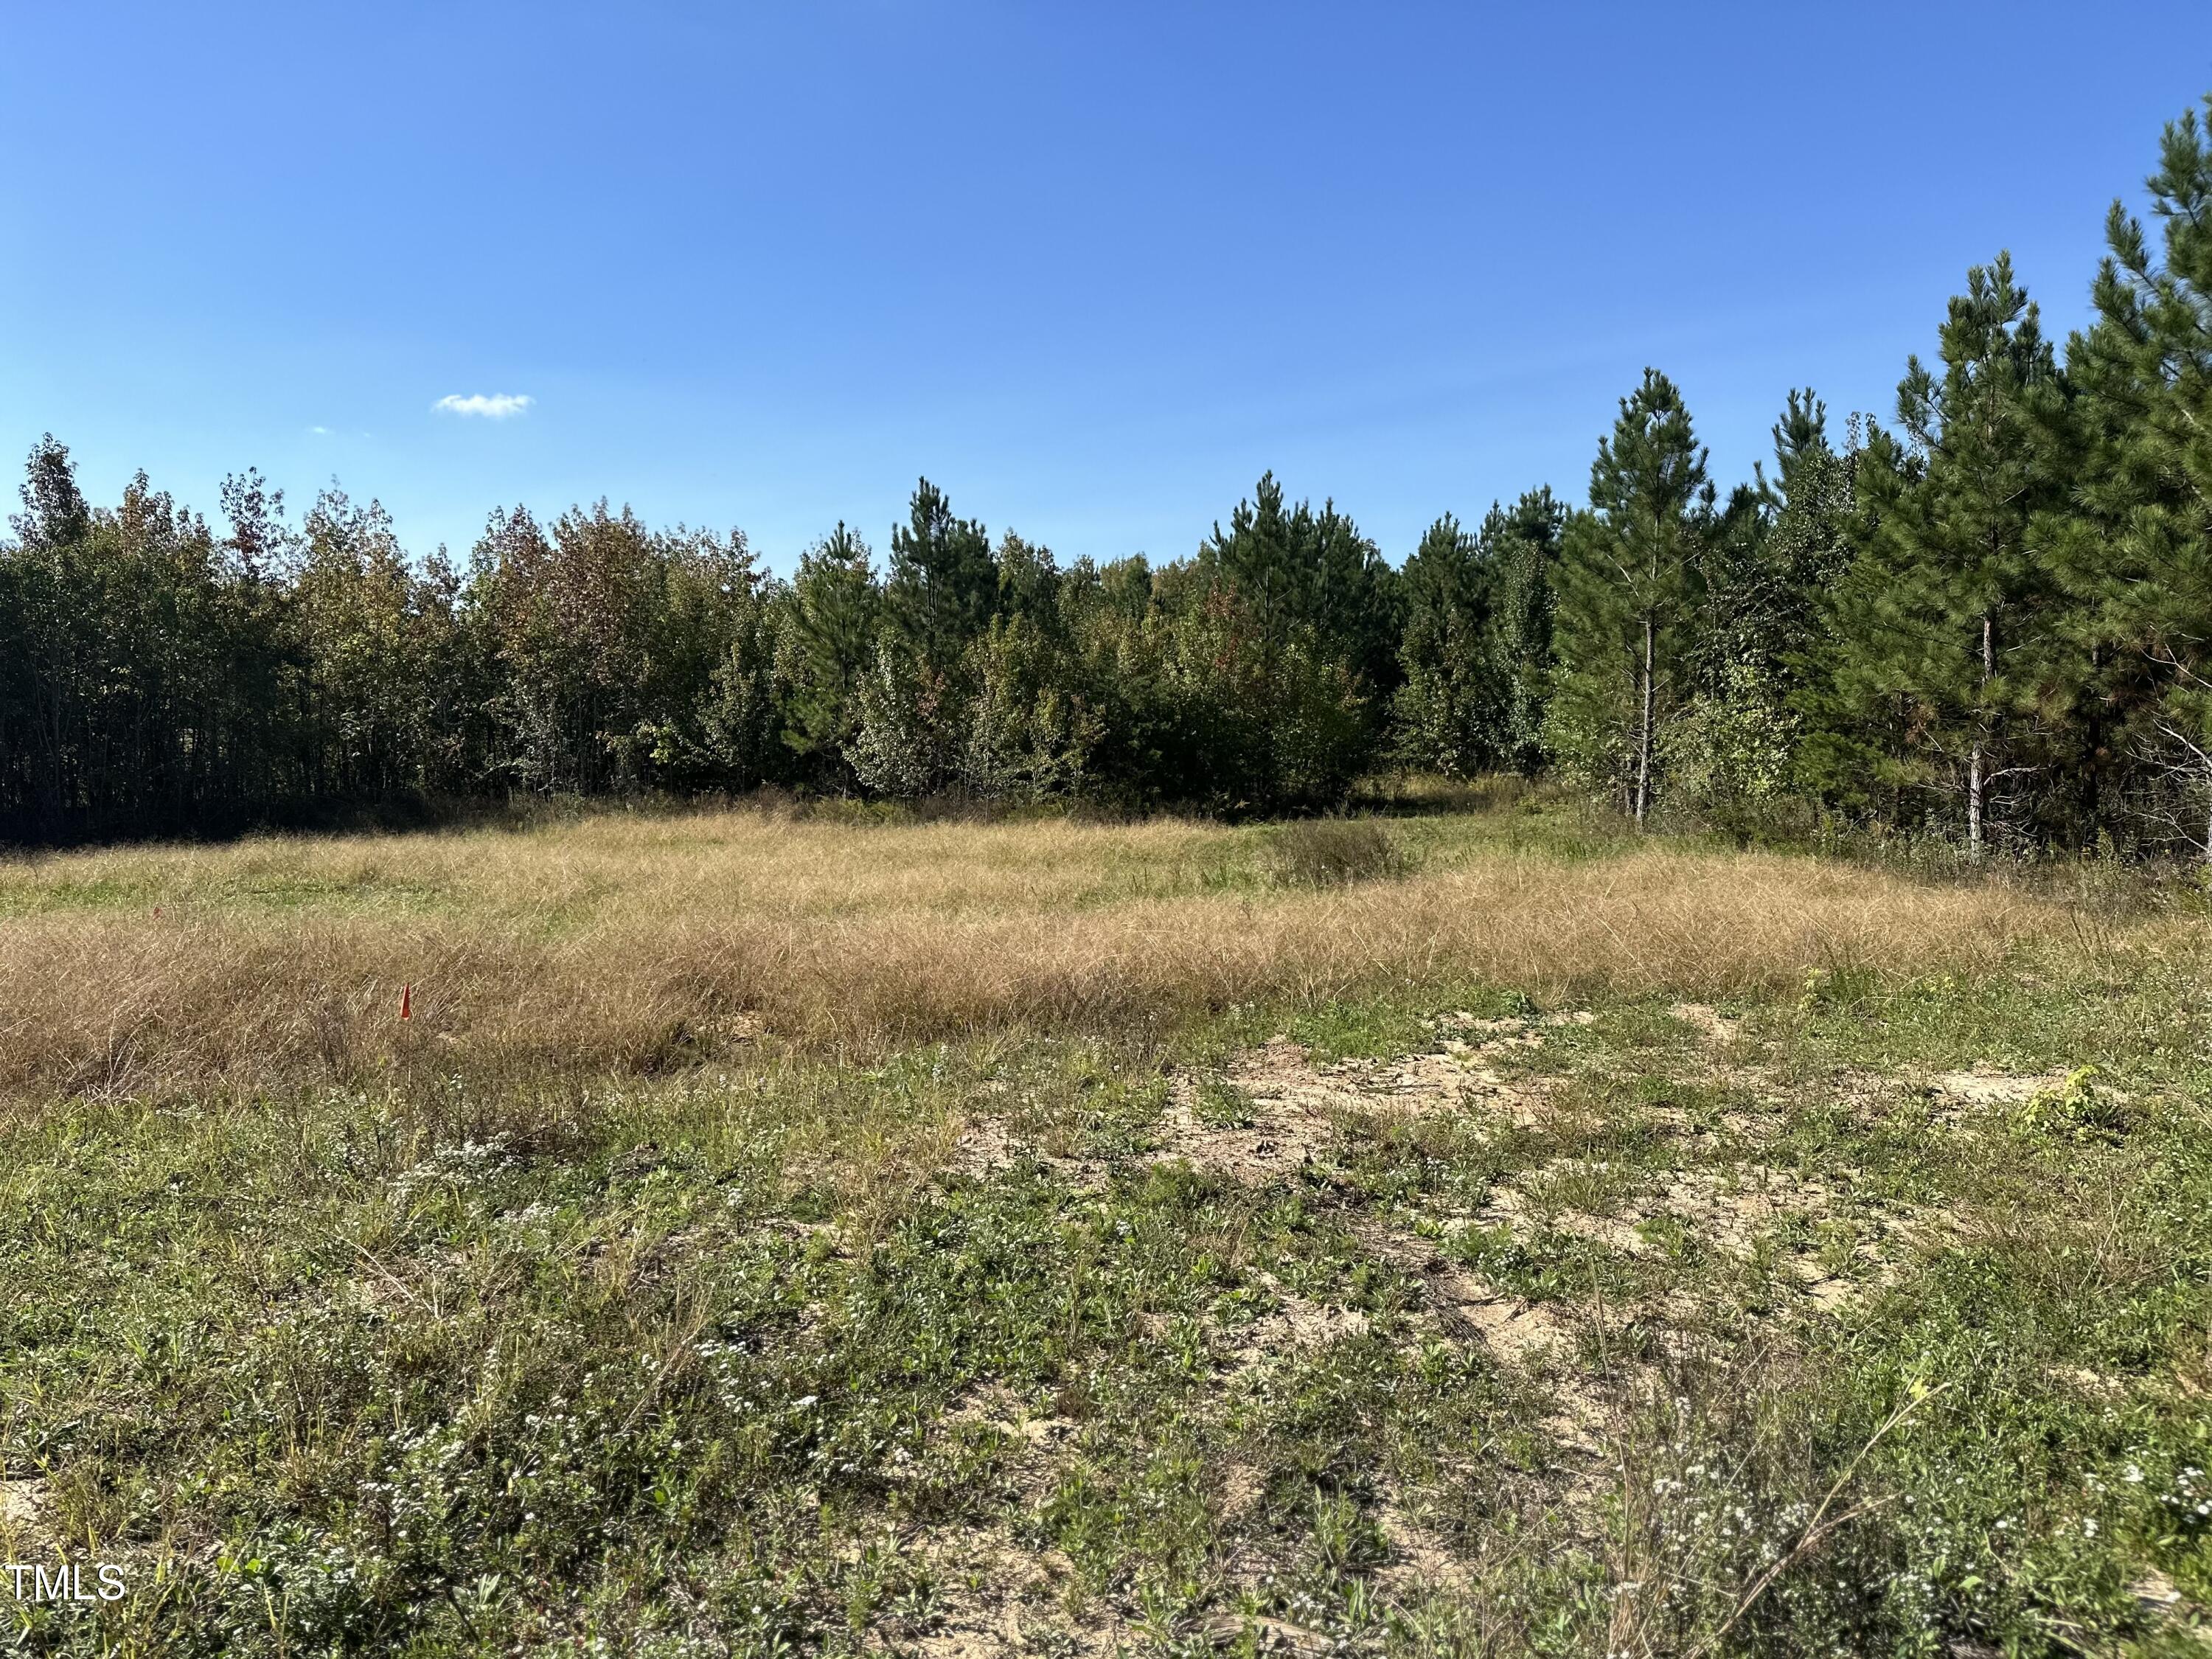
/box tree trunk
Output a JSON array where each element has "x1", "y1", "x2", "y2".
[
  {"x1": 1635, "y1": 614, "x2": 1655, "y2": 830},
  {"x1": 1967, "y1": 613, "x2": 1992, "y2": 860},
  {"x1": 2084, "y1": 643, "x2": 2104, "y2": 848},
  {"x1": 1968, "y1": 740, "x2": 1983, "y2": 858}
]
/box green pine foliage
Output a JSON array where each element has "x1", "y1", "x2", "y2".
[
  {"x1": 2059, "y1": 104, "x2": 2212, "y2": 855},
  {"x1": 776, "y1": 523, "x2": 880, "y2": 792},
  {"x1": 1391, "y1": 513, "x2": 1493, "y2": 778},
  {"x1": 1482, "y1": 488, "x2": 1567, "y2": 775},
  {"x1": 1820, "y1": 256, "x2": 2069, "y2": 855},
  {"x1": 886, "y1": 479, "x2": 996, "y2": 675},
  {"x1": 1547, "y1": 370, "x2": 1712, "y2": 825},
  {"x1": 1670, "y1": 394, "x2": 1848, "y2": 824},
  {"x1": 21, "y1": 95, "x2": 2212, "y2": 853},
  {"x1": 1389, "y1": 492, "x2": 1564, "y2": 780},
  {"x1": 1197, "y1": 472, "x2": 1401, "y2": 723}
]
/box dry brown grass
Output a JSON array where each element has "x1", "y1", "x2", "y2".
[{"x1": 0, "y1": 806, "x2": 2061, "y2": 1099}]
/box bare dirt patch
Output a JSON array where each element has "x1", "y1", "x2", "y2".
[
  {"x1": 1178, "y1": 1019, "x2": 1953, "y2": 1350},
  {"x1": 1230, "y1": 1277, "x2": 1372, "y2": 1367},
  {"x1": 932, "y1": 1006, "x2": 2001, "y2": 1625},
  {"x1": 1920, "y1": 1063, "x2": 2069, "y2": 1107},
  {"x1": 1375, "y1": 1489, "x2": 1477, "y2": 1599},
  {"x1": 0, "y1": 1476, "x2": 48, "y2": 1548},
  {"x1": 1146, "y1": 1032, "x2": 1616, "y2": 1450},
  {"x1": 1669, "y1": 1001, "x2": 1742, "y2": 1045},
  {"x1": 908, "y1": 1526, "x2": 1117, "y2": 1659},
  {"x1": 942, "y1": 1383, "x2": 1079, "y2": 1453},
  {"x1": 949, "y1": 1109, "x2": 1023, "y2": 1180},
  {"x1": 1237, "y1": 1015, "x2": 1568, "y2": 1133}
]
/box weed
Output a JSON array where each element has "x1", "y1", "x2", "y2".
[
  {"x1": 2014, "y1": 1064, "x2": 2132, "y2": 1141},
  {"x1": 1193, "y1": 1080, "x2": 1255, "y2": 1129},
  {"x1": 1264, "y1": 818, "x2": 1412, "y2": 887}
]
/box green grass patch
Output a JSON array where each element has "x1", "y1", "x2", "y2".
[{"x1": 4, "y1": 903, "x2": 2211, "y2": 1653}]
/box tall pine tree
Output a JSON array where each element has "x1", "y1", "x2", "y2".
[
  {"x1": 2059, "y1": 99, "x2": 2212, "y2": 856},
  {"x1": 886, "y1": 479, "x2": 997, "y2": 676},
  {"x1": 1391, "y1": 513, "x2": 1493, "y2": 777},
  {"x1": 1481, "y1": 489, "x2": 1566, "y2": 776},
  {"x1": 1548, "y1": 371, "x2": 1711, "y2": 825},
  {"x1": 1823, "y1": 255, "x2": 2067, "y2": 855},
  {"x1": 777, "y1": 523, "x2": 880, "y2": 790}
]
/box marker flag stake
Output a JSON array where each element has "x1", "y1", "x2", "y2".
[{"x1": 400, "y1": 984, "x2": 413, "y2": 1021}]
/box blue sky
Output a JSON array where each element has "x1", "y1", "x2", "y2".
[{"x1": 4, "y1": 2, "x2": 2210, "y2": 571}]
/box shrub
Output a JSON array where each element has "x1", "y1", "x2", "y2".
[{"x1": 1263, "y1": 817, "x2": 1409, "y2": 886}]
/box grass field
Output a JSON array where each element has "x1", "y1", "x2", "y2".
[{"x1": 1, "y1": 796, "x2": 2209, "y2": 1655}]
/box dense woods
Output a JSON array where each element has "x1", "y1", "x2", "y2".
[{"x1": 12, "y1": 98, "x2": 2212, "y2": 855}]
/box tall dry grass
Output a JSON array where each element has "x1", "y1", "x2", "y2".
[{"x1": 0, "y1": 807, "x2": 2062, "y2": 1099}]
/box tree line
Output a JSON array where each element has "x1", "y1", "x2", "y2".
[{"x1": 10, "y1": 97, "x2": 2212, "y2": 855}]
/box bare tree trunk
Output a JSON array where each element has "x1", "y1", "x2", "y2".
[
  {"x1": 2084, "y1": 643, "x2": 2104, "y2": 848},
  {"x1": 1968, "y1": 740, "x2": 1983, "y2": 858},
  {"x1": 1967, "y1": 613, "x2": 1992, "y2": 860},
  {"x1": 1635, "y1": 614, "x2": 1655, "y2": 830}
]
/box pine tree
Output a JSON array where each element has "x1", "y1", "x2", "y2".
[
  {"x1": 993, "y1": 532, "x2": 1063, "y2": 633},
  {"x1": 1481, "y1": 488, "x2": 1567, "y2": 775},
  {"x1": 3, "y1": 437, "x2": 95, "y2": 837},
  {"x1": 1675, "y1": 393, "x2": 1851, "y2": 819},
  {"x1": 1310, "y1": 498, "x2": 1402, "y2": 703},
  {"x1": 1823, "y1": 255, "x2": 2067, "y2": 855},
  {"x1": 1391, "y1": 502, "x2": 1564, "y2": 779},
  {"x1": 1200, "y1": 473, "x2": 1300, "y2": 642},
  {"x1": 1198, "y1": 473, "x2": 1399, "y2": 703},
  {"x1": 1548, "y1": 370, "x2": 1711, "y2": 825},
  {"x1": 777, "y1": 523, "x2": 880, "y2": 790},
  {"x1": 1727, "y1": 389, "x2": 1843, "y2": 666},
  {"x1": 1391, "y1": 514, "x2": 1491, "y2": 776},
  {"x1": 1188, "y1": 474, "x2": 1388, "y2": 807},
  {"x1": 2059, "y1": 99, "x2": 2212, "y2": 856},
  {"x1": 886, "y1": 479, "x2": 996, "y2": 675}
]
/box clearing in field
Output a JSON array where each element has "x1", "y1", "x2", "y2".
[{"x1": 1, "y1": 797, "x2": 2208, "y2": 1655}]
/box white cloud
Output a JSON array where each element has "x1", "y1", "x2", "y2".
[
  {"x1": 432, "y1": 392, "x2": 532, "y2": 420},
  {"x1": 307, "y1": 425, "x2": 331, "y2": 435}
]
